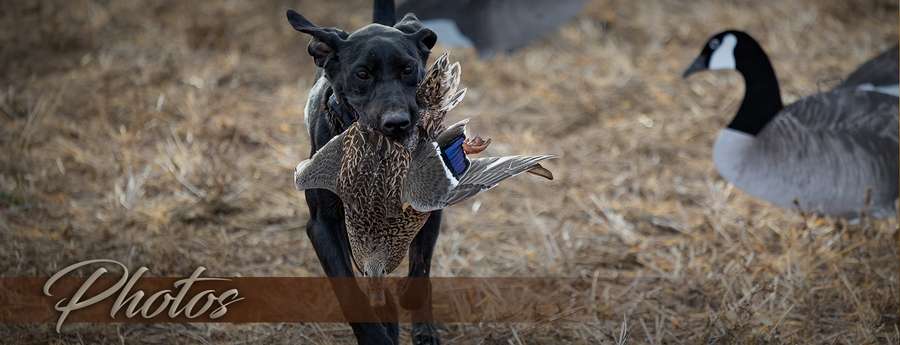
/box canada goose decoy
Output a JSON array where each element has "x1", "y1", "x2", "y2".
[
  {"x1": 397, "y1": 0, "x2": 586, "y2": 58},
  {"x1": 294, "y1": 53, "x2": 555, "y2": 303},
  {"x1": 838, "y1": 43, "x2": 899, "y2": 97},
  {"x1": 683, "y1": 30, "x2": 899, "y2": 218}
]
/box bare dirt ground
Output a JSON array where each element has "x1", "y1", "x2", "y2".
[{"x1": 1, "y1": 0, "x2": 898, "y2": 344}]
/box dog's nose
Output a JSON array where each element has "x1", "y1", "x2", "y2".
[{"x1": 380, "y1": 111, "x2": 411, "y2": 137}]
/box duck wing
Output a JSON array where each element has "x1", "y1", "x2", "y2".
[
  {"x1": 293, "y1": 131, "x2": 346, "y2": 194},
  {"x1": 436, "y1": 118, "x2": 469, "y2": 149},
  {"x1": 444, "y1": 155, "x2": 557, "y2": 206},
  {"x1": 418, "y1": 52, "x2": 466, "y2": 137},
  {"x1": 403, "y1": 139, "x2": 461, "y2": 212},
  {"x1": 403, "y1": 148, "x2": 556, "y2": 212}
]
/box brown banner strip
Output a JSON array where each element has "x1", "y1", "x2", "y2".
[{"x1": 1, "y1": 276, "x2": 599, "y2": 328}]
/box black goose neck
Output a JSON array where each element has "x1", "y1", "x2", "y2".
[{"x1": 728, "y1": 38, "x2": 783, "y2": 136}]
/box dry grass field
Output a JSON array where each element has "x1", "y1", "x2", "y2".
[{"x1": 1, "y1": 0, "x2": 898, "y2": 344}]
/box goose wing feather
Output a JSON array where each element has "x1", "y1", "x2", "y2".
[
  {"x1": 839, "y1": 44, "x2": 899, "y2": 89},
  {"x1": 772, "y1": 90, "x2": 898, "y2": 145}
]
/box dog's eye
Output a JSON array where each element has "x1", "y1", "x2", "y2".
[
  {"x1": 355, "y1": 70, "x2": 370, "y2": 80},
  {"x1": 401, "y1": 66, "x2": 414, "y2": 76}
]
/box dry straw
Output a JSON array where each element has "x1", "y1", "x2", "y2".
[{"x1": 1, "y1": 0, "x2": 897, "y2": 343}]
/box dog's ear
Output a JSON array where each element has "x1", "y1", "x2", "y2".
[
  {"x1": 286, "y1": 9, "x2": 348, "y2": 68},
  {"x1": 395, "y1": 13, "x2": 437, "y2": 57}
]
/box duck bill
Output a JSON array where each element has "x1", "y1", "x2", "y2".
[
  {"x1": 682, "y1": 55, "x2": 708, "y2": 78},
  {"x1": 365, "y1": 276, "x2": 386, "y2": 306}
]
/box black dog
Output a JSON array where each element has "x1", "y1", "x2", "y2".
[{"x1": 287, "y1": 1, "x2": 441, "y2": 344}]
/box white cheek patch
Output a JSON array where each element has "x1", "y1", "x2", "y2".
[{"x1": 709, "y1": 34, "x2": 737, "y2": 70}]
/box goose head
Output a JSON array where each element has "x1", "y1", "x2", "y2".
[
  {"x1": 682, "y1": 30, "x2": 766, "y2": 78},
  {"x1": 683, "y1": 30, "x2": 783, "y2": 136}
]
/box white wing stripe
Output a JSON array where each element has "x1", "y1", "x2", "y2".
[{"x1": 433, "y1": 142, "x2": 459, "y2": 188}]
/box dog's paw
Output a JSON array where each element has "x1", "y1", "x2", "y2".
[{"x1": 412, "y1": 323, "x2": 441, "y2": 345}]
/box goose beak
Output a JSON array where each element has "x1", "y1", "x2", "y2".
[{"x1": 682, "y1": 55, "x2": 708, "y2": 78}]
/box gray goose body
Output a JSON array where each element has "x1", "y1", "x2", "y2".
[
  {"x1": 713, "y1": 90, "x2": 898, "y2": 218},
  {"x1": 398, "y1": 0, "x2": 586, "y2": 57},
  {"x1": 686, "y1": 30, "x2": 899, "y2": 218}
]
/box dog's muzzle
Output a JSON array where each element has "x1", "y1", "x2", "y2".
[{"x1": 380, "y1": 110, "x2": 412, "y2": 139}]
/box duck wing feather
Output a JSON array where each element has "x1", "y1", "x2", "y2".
[
  {"x1": 403, "y1": 151, "x2": 556, "y2": 212},
  {"x1": 293, "y1": 131, "x2": 346, "y2": 194}
]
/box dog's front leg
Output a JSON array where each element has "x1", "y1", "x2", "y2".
[
  {"x1": 401, "y1": 210, "x2": 442, "y2": 345},
  {"x1": 305, "y1": 189, "x2": 399, "y2": 345}
]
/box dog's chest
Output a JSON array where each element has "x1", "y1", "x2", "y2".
[{"x1": 336, "y1": 124, "x2": 429, "y2": 249}]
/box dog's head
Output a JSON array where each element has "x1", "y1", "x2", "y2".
[{"x1": 287, "y1": 10, "x2": 437, "y2": 143}]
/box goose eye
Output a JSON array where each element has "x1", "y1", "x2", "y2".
[
  {"x1": 709, "y1": 38, "x2": 720, "y2": 50},
  {"x1": 356, "y1": 70, "x2": 370, "y2": 80}
]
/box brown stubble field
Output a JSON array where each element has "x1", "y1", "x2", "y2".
[{"x1": 1, "y1": 0, "x2": 898, "y2": 344}]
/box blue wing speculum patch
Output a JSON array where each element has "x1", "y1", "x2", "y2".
[{"x1": 440, "y1": 135, "x2": 469, "y2": 179}]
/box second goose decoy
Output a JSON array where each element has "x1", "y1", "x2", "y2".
[
  {"x1": 294, "y1": 53, "x2": 555, "y2": 303},
  {"x1": 397, "y1": 0, "x2": 586, "y2": 58},
  {"x1": 838, "y1": 43, "x2": 899, "y2": 97},
  {"x1": 683, "y1": 30, "x2": 899, "y2": 219}
]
